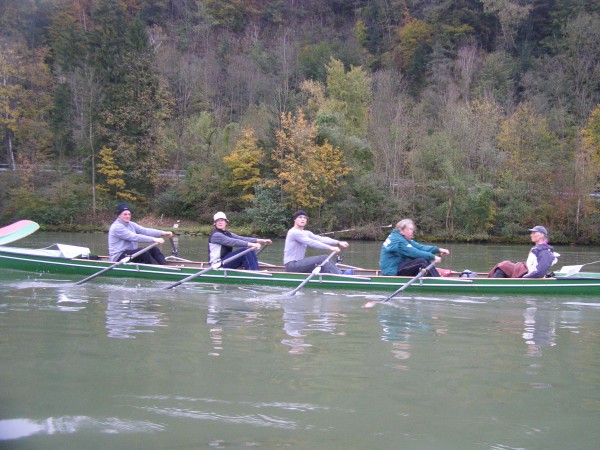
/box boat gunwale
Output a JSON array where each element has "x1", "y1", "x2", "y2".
[{"x1": 2, "y1": 246, "x2": 600, "y2": 294}]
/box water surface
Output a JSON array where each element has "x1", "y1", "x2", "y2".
[{"x1": 1, "y1": 233, "x2": 599, "y2": 449}]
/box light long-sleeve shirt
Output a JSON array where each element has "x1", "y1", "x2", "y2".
[
  {"x1": 283, "y1": 228, "x2": 338, "y2": 264},
  {"x1": 108, "y1": 219, "x2": 163, "y2": 261}
]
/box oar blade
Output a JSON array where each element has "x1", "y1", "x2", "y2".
[
  {"x1": 0, "y1": 220, "x2": 40, "y2": 245},
  {"x1": 559, "y1": 265, "x2": 584, "y2": 277}
]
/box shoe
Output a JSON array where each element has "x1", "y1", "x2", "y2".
[{"x1": 342, "y1": 269, "x2": 355, "y2": 275}]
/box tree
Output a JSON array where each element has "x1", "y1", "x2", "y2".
[
  {"x1": 0, "y1": 39, "x2": 53, "y2": 171},
  {"x1": 581, "y1": 103, "x2": 600, "y2": 190},
  {"x1": 96, "y1": 146, "x2": 136, "y2": 201},
  {"x1": 394, "y1": 16, "x2": 434, "y2": 94},
  {"x1": 273, "y1": 109, "x2": 351, "y2": 211},
  {"x1": 480, "y1": 0, "x2": 533, "y2": 50},
  {"x1": 367, "y1": 69, "x2": 414, "y2": 199},
  {"x1": 496, "y1": 102, "x2": 564, "y2": 230},
  {"x1": 325, "y1": 58, "x2": 371, "y2": 137},
  {"x1": 90, "y1": 2, "x2": 173, "y2": 197},
  {"x1": 558, "y1": 12, "x2": 600, "y2": 122},
  {"x1": 223, "y1": 129, "x2": 265, "y2": 203}
]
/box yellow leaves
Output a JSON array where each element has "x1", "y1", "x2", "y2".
[
  {"x1": 97, "y1": 146, "x2": 137, "y2": 201},
  {"x1": 497, "y1": 102, "x2": 556, "y2": 173},
  {"x1": 580, "y1": 104, "x2": 600, "y2": 188},
  {"x1": 274, "y1": 109, "x2": 351, "y2": 210},
  {"x1": 581, "y1": 104, "x2": 600, "y2": 156},
  {"x1": 396, "y1": 17, "x2": 433, "y2": 69},
  {"x1": 223, "y1": 129, "x2": 265, "y2": 202}
]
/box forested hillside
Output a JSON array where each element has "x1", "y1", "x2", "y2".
[{"x1": 1, "y1": 0, "x2": 599, "y2": 241}]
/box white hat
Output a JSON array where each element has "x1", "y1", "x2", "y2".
[{"x1": 213, "y1": 211, "x2": 228, "y2": 222}]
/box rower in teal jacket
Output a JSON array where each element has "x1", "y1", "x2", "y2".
[{"x1": 379, "y1": 219, "x2": 449, "y2": 277}]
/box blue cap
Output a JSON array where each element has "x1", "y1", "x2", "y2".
[{"x1": 528, "y1": 225, "x2": 548, "y2": 236}]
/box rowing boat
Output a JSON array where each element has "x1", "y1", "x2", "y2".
[{"x1": 1, "y1": 242, "x2": 599, "y2": 295}]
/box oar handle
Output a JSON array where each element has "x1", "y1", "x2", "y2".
[
  {"x1": 169, "y1": 236, "x2": 179, "y2": 257},
  {"x1": 75, "y1": 242, "x2": 159, "y2": 285},
  {"x1": 255, "y1": 241, "x2": 270, "y2": 258},
  {"x1": 164, "y1": 246, "x2": 256, "y2": 290},
  {"x1": 383, "y1": 261, "x2": 436, "y2": 302}
]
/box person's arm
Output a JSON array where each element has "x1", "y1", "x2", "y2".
[
  {"x1": 113, "y1": 222, "x2": 157, "y2": 243},
  {"x1": 210, "y1": 231, "x2": 259, "y2": 249},
  {"x1": 401, "y1": 239, "x2": 438, "y2": 261},
  {"x1": 291, "y1": 230, "x2": 334, "y2": 251},
  {"x1": 303, "y1": 231, "x2": 348, "y2": 249},
  {"x1": 130, "y1": 222, "x2": 172, "y2": 238}
]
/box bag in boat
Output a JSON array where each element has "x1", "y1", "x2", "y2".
[{"x1": 460, "y1": 269, "x2": 478, "y2": 278}]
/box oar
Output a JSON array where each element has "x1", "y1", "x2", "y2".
[
  {"x1": 255, "y1": 242, "x2": 270, "y2": 258},
  {"x1": 559, "y1": 260, "x2": 600, "y2": 277},
  {"x1": 363, "y1": 261, "x2": 436, "y2": 308},
  {"x1": 287, "y1": 251, "x2": 337, "y2": 296},
  {"x1": 75, "y1": 243, "x2": 159, "y2": 285},
  {"x1": 337, "y1": 263, "x2": 368, "y2": 271},
  {"x1": 164, "y1": 246, "x2": 256, "y2": 290},
  {"x1": 0, "y1": 220, "x2": 40, "y2": 245},
  {"x1": 169, "y1": 236, "x2": 179, "y2": 257},
  {"x1": 319, "y1": 224, "x2": 392, "y2": 236},
  {"x1": 383, "y1": 261, "x2": 436, "y2": 302}
]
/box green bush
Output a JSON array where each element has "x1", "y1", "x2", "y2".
[{"x1": 245, "y1": 185, "x2": 289, "y2": 236}]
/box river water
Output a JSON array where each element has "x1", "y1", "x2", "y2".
[{"x1": 1, "y1": 233, "x2": 600, "y2": 449}]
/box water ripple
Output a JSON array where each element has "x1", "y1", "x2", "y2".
[
  {"x1": 0, "y1": 416, "x2": 164, "y2": 441},
  {"x1": 139, "y1": 406, "x2": 297, "y2": 429}
]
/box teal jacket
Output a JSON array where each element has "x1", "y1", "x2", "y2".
[{"x1": 379, "y1": 229, "x2": 439, "y2": 276}]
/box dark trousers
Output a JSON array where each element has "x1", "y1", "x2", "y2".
[
  {"x1": 285, "y1": 255, "x2": 342, "y2": 274},
  {"x1": 397, "y1": 258, "x2": 440, "y2": 277},
  {"x1": 221, "y1": 248, "x2": 259, "y2": 270},
  {"x1": 118, "y1": 247, "x2": 168, "y2": 265}
]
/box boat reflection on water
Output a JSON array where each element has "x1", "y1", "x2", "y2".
[
  {"x1": 205, "y1": 294, "x2": 261, "y2": 356},
  {"x1": 281, "y1": 298, "x2": 348, "y2": 354},
  {"x1": 522, "y1": 301, "x2": 558, "y2": 357},
  {"x1": 105, "y1": 289, "x2": 167, "y2": 339},
  {"x1": 204, "y1": 293, "x2": 349, "y2": 355},
  {"x1": 377, "y1": 305, "x2": 448, "y2": 370}
]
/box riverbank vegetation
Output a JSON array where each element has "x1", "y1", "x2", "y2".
[{"x1": 1, "y1": 0, "x2": 599, "y2": 243}]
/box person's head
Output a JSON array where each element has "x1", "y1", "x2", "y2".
[
  {"x1": 528, "y1": 225, "x2": 548, "y2": 243},
  {"x1": 293, "y1": 210, "x2": 308, "y2": 228},
  {"x1": 396, "y1": 219, "x2": 415, "y2": 239},
  {"x1": 117, "y1": 203, "x2": 132, "y2": 222},
  {"x1": 213, "y1": 211, "x2": 229, "y2": 230}
]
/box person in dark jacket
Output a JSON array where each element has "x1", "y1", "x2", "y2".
[
  {"x1": 488, "y1": 225, "x2": 559, "y2": 278},
  {"x1": 208, "y1": 212, "x2": 272, "y2": 270},
  {"x1": 379, "y1": 219, "x2": 450, "y2": 277}
]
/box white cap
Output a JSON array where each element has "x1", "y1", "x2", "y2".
[{"x1": 213, "y1": 212, "x2": 228, "y2": 222}]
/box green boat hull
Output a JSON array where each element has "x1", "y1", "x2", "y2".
[{"x1": 2, "y1": 246, "x2": 600, "y2": 295}]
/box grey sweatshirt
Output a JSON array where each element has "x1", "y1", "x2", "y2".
[
  {"x1": 108, "y1": 219, "x2": 163, "y2": 261},
  {"x1": 283, "y1": 228, "x2": 338, "y2": 264}
]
